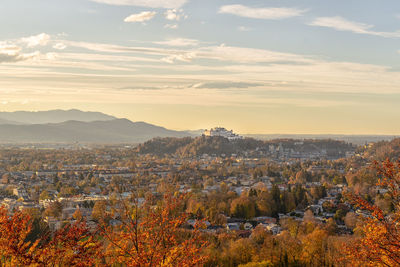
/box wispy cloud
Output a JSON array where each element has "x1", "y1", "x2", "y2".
[
  {"x1": 197, "y1": 44, "x2": 315, "y2": 64},
  {"x1": 164, "y1": 24, "x2": 178, "y2": 29},
  {"x1": 155, "y1": 38, "x2": 199, "y2": 47},
  {"x1": 191, "y1": 81, "x2": 263, "y2": 89},
  {"x1": 219, "y1": 5, "x2": 307, "y2": 20},
  {"x1": 161, "y1": 52, "x2": 196, "y2": 63},
  {"x1": 53, "y1": 43, "x2": 67, "y2": 50},
  {"x1": 2, "y1": 33, "x2": 400, "y2": 104},
  {"x1": 89, "y1": 0, "x2": 187, "y2": 9},
  {"x1": 124, "y1": 11, "x2": 157, "y2": 23},
  {"x1": 238, "y1": 26, "x2": 252, "y2": 32},
  {"x1": 309, "y1": 16, "x2": 400, "y2": 38},
  {"x1": 62, "y1": 40, "x2": 316, "y2": 65}
]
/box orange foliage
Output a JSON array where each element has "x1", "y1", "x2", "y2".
[
  {"x1": 345, "y1": 159, "x2": 400, "y2": 266},
  {"x1": 0, "y1": 207, "x2": 102, "y2": 266},
  {"x1": 100, "y1": 194, "x2": 208, "y2": 267},
  {"x1": 0, "y1": 193, "x2": 209, "y2": 266},
  {"x1": 0, "y1": 208, "x2": 39, "y2": 266},
  {"x1": 37, "y1": 222, "x2": 103, "y2": 266}
]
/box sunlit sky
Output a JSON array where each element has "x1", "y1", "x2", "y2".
[{"x1": 1, "y1": 0, "x2": 400, "y2": 134}]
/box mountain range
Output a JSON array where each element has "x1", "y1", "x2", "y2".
[
  {"x1": 0, "y1": 110, "x2": 192, "y2": 143},
  {"x1": 0, "y1": 110, "x2": 397, "y2": 144},
  {"x1": 0, "y1": 109, "x2": 116, "y2": 125}
]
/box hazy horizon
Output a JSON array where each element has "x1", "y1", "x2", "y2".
[
  {"x1": 1, "y1": 0, "x2": 400, "y2": 134},
  {"x1": 0, "y1": 109, "x2": 400, "y2": 137}
]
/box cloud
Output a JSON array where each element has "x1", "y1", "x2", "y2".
[
  {"x1": 63, "y1": 40, "x2": 315, "y2": 65},
  {"x1": 0, "y1": 42, "x2": 41, "y2": 63},
  {"x1": 53, "y1": 43, "x2": 67, "y2": 50},
  {"x1": 0, "y1": 33, "x2": 59, "y2": 63},
  {"x1": 164, "y1": 24, "x2": 178, "y2": 29},
  {"x1": 89, "y1": 0, "x2": 187, "y2": 9},
  {"x1": 219, "y1": 5, "x2": 306, "y2": 20},
  {"x1": 197, "y1": 44, "x2": 315, "y2": 64},
  {"x1": 62, "y1": 40, "x2": 183, "y2": 56},
  {"x1": 155, "y1": 38, "x2": 199, "y2": 47},
  {"x1": 124, "y1": 11, "x2": 157, "y2": 23},
  {"x1": 191, "y1": 82, "x2": 263, "y2": 89},
  {"x1": 161, "y1": 52, "x2": 196, "y2": 63},
  {"x1": 117, "y1": 86, "x2": 161, "y2": 91},
  {"x1": 20, "y1": 33, "x2": 50, "y2": 47},
  {"x1": 120, "y1": 82, "x2": 262, "y2": 90},
  {"x1": 0, "y1": 44, "x2": 23, "y2": 63},
  {"x1": 0, "y1": 51, "x2": 40, "y2": 63},
  {"x1": 309, "y1": 16, "x2": 400, "y2": 38},
  {"x1": 164, "y1": 9, "x2": 187, "y2": 21},
  {"x1": 238, "y1": 26, "x2": 252, "y2": 32}
]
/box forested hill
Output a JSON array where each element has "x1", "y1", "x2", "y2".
[
  {"x1": 136, "y1": 136, "x2": 263, "y2": 156},
  {"x1": 136, "y1": 136, "x2": 355, "y2": 157},
  {"x1": 362, "y1": 138, "x2": 400, "y2": 161}
]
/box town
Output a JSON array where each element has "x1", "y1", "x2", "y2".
[
  {"x1": 0, "y1": 128, "x2": 376, "y2": 236},
  {"x1": 0, "y1": 127, "x2": 398, "y2": 266}
]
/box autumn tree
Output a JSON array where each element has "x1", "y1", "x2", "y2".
[
  {"x1": 37, "y1": 222, "x2": 103, "y2": 266},
  {"x1": 91, "y1": 200, "x2": 109, "y2": 222},
  {"x1": 345, "y1": 159, "x2": 400, "y2": 266},
  {"x1": 0, "y1": 207, "x2": 40, "y2": 266},
  {"x1": 73, "y1": 208, "x2": 83, "y2": 221},
  {"x1": 0, "y1": 207, "x2": 102, "y2": 266},
  {"x1": 231, "y1": 196, "x2": 257, "y2": 219},
  {"x1": 301, "y1": 229, "x2": 329, "y2": 266},
  {"x1": 99, "y1": 193, "x2": 209, "y2": 266},
  {"x1": 43, "y1": 201, "x2": 63, "y2": 218}
]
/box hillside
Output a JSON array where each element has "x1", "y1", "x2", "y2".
[
  {"x1": 246, "y1": 134, "x2": 399, "y2": 145},
  {"x1": 0, "y1": 119, "x2": 191, "y2": 143},
  {"x1": 363, "y1": 138, "x2": 400, "y2": 161},
  {"x1": 136, "y1": 136, "x2": 355, "y2": 157},
  {"x1": 136, "y1": 136, "x2": 264, "y2": 156}
]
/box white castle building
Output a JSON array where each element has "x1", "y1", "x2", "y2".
[{"x1": 203, "y1": 127, "x2": 243, "y2": 140}]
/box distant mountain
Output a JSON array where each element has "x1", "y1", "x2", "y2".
[
  {"x1": 186, "y1": 129, "x2": 205, "y2": 136},
  {"x1": 0, "y1": 119, "x2": 192, "y2": 143},
  {"x1": 0, "y1": 109, "x2": 116, "y2": 124},
  {"x1": 0, "y1": 118, "x2": 23, "y2": 125}
]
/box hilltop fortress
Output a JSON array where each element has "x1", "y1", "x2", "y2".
[{"x1": 203, "y1": 127, "x2": 243, "y2": 141}]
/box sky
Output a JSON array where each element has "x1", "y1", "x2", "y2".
[{"x1": 1, "y1": 0, "x2": 400, "y2": 134}]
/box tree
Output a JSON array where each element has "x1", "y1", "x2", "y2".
[
  {"x1": 38, "y1": 222, "x2": 103, "y2": 266},
  {"x1": 91, "y1": 200, "x2": 109, "y2": 222},
  {"x1": 225, "y1": 238, "x2": 256, "y2": 266},
  {"x1": 99, "y1": 193, "x2": 209, "y2": 266},
  {"x1": 73, "y1": 208, "x2": 83, "y2": 221},
  {"x1": 303, "y1": 210, "x2": 315, "y2": 223},
  {"x1": 44, "y1": 201, "x2": 63, "y2": 218},
  {"x1": 345, "y1": 159, "x2": 400, "y2": 266},
  {"x1": 301, "y1": 229, "x2": 329, "y2": 266},
  {"x1": 0, "y1": 207, "x2": 102, "y2": 266},
  {"x1": 344, "y1": 212, "x2": 357, "y2": 230},
  {"x1": 39, "y1": 190, "x2": 50, "y2": 200},
  {"x1": 238, "y1": 261, "x2": 273, "y2": 267},
  {"x1": 0, "y1": 207, "x2": 39, "y2": 266},
  {"x1": 231, "y1": 196, "x2": 256, "y2": 219}
]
